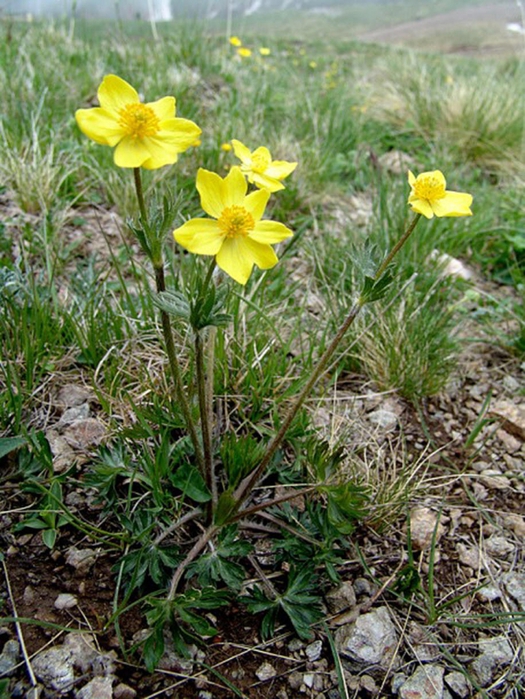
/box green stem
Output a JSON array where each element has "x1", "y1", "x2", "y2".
[
  {"x1": 132, "y1": 167, "x2": 204, "y2": 471},
  {"x1": 374, "y1": 213, "x2": 421, "y2": 281},
  {"x1": 167, "y1": 523, "x2": 219, "y2": 600},
  {"x1": 154, "y1": 265, "x2": 204, "y2": 471},
  {"x1": 232, "y1": 213, "x2": 423, "y2": 510},
  {"x1": 195, "y1": 329, "x2": 214, "y2": 511},
  {"x1": 133, "y1": 167, "x2": 149, "y2": 227}
]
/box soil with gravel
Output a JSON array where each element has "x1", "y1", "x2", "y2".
[{"x1": 1, "y1": 192, "x2": 524, "y2": 696}]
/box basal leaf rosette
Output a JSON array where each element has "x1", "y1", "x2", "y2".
[
  {"x1": 232, "y1": 139, "x2": 297, "y2": 193},
  {"x1": 173, "y1": 167, "x2": 293, "y2": 285},
  {"x1": 75, "y1": 74, "x2": 201, "y2": 170},
  {"x1": 408, "y1": 170, "x2": 473, "y2": 219}
]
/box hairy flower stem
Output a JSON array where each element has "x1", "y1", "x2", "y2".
[
  {"x1": 133, "y1": 168, "x2": 204, "y2": 471},
  {"x1": 232, "y1": 214, "x2": 423, "y2": 511},
  {"x1": 373, "y1": 213, "x2": 421, "y2": 282},
  {"x1": 195, "y1": 330, "x2": 214, "y2": 514},
  {"x1": 167, "y1": 523, "x2": 219, "y2": 600}
]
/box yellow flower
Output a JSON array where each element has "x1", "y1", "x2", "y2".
[
  {"x1": 173, "y1": 167, "x2": 293, "y2": 285},
  {"x1": 75, "y1": 75, "x2": 201, "y2": 170},
  {"x1": 408, "y1": 170, "x2": 473, "y2": 219},
  {"x1": 221, "y1": 142, "x2": 232, "y2": 152},
  {"x1": 309, "y1": 61, "x2": 317, "y2": 69},
  {"x1": 229, "y1": 36, "x2": 242, "y2": 47},
  {"x1": 237, "y1": 47, "x2": 252, "y2": 58},
  {"x1": 231, "y1": 139, "x2": 297, "y2": 192},
  {"x1": 259, "y1": 47, "x2": 271, "y2": 56}
]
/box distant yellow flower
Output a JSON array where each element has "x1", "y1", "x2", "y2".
[
  {"x1": 231, "y1": 139, "x2": 297, "y2": 192},
  {"x1": 221, "y1": 142, "x2": 232, "y2": 152},
  {"x1": 173, "y1": 167, "x2": 293, "y2": 285},
  {"x1": 309, "y1": 61, "x2": 317, "y2": 69},
  {"x1": 237, "y1": 47, "x2": 252, "y2": 58},
  {"x1": 445, "y1": 75, "x2": 454, "y2": 85},
  {"x1": 229, "y1": 36, "x2": 242, "y2": 47},
  {"x1": 75, "y1": 75, "x2": 201, "y2": 170},
  {"x1": 259, "y1": 47, "x2": 271, "y2": 56},
  {"x1": 408, "y1": 171, "x2": 473, "y2": 219}
]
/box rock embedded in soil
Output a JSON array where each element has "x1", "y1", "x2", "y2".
[
  {"x1": 54, "y1": 593, "x2": 78, "y2": 610},
  {"x1": 65, "y1": 546, "x2": 98, "y2": 575},
  {"x1": 113, "y1": 684, "x2": 137, "y2": 699},
  {"x1": 56, "y1": 384, "x2": 93, "y2": 409},
  {"x1": 255, "y1": 661, "x2": 277, "y2": 682},
  {"x1": 0, "y1": 639, "x2": 20, "y2": 677},
  {"x1": 501, "y1": 571, "x2": 525, "y2": 610},
  {"x1": 444, "y1": 670, "x2": 471, "y2": 698},
  {"x1": 398, "y1": 664, "x2": 445, "y2": 699},
  {"x1": 76, "y1": 676, "x2": 114, "y2": 699},
  {"x1": 326, "y1": 581, "x2": 357, "y2": 613},
  {"x1": 409, "y1": 507, "x2": 446, "y2": 550},
  {"x1": 335, "y1": 606, "x2": 399, "y2": 669},
  {"x1": 305, "y1": 639, "x2": 323, "y2": 662},
  {"x1": 470, "y1": 635, "x2": 514, "y2": 686}
]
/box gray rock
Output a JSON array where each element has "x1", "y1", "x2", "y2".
[
  {"x1": 398, "y1": 664, "x2": 445, "y2": 699},
  {"x1": 65, "y1": 547, "x2": 98, "y2": 575},
  {"x1": 56, "y1": 384, "x2": 92, "y2": 408},
  {"x1": 287, "y1": 671, "x2": 303, "y2": 690},
  {"x1": 54, "y1": 593, "x2": 78, "y2": 610},
  {"x1": 76, "y1": 676, "x2": 113, "y2": 699},
  {"x1": 368, "y1": 408, "x2": 398, "y2": 431},
  {"x1": 353, "y1": 578, "x2": 372, "y2": 597},
  {"x1": 255, "y1": 661, "x2": 277, "y2": 682},
  {"x1": 113, "y1": 684, "x2": 137, "y2": 699},
  {"x1": 484, "y1": 535, "x2": 514, "y2": 557},
  {"x1": 410, "y1": 507, "x2": 445, "y2": 551},
  {"x1": 471, "y1": 635, "x2": 514, "y2": 686},
  {"x1": 444, "y1": 670, "x2": 471, "y2": 698},
  {"x1": 335, "y1": 606, "x2": 399, "y2": 668},
  {"x1": 305, "y1": 640, "x2": 323, "y2": 662},
  {"x1": 501, "y1": 572, "x2": 525, "y2": 610},
  {"x1": 32, "y1": 646, "x2": 76, "y2": 692},
  {"x1": 0, "y1": 639, "x2": 20, "y2": 677},
  {"x1": 326, "y1": 581, "x2": 357, "y2": 613}
]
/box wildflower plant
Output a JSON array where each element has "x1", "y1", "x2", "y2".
[{"x1": 74, "y1": 73, "x2": 474, "y2": 664}]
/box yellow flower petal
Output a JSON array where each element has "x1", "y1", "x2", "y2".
[
  {"x1": 408, "y1": 197, "x2": 434, "y2": 219},
  {"x1": 174, "y1": 219, "x2": 224, "y2": 255},
  {"x1": 155, "y1": 118, "x2": 202, "y2": 149},
  {"x1": 216, "y1": 237, "x2": 254, "y2": 285},
  {"x1": 431, "y1": 191, "x2": 473, "y2": 217},
  {"x1": 250, "y1": 220, "x2": 293, "y2": 244},
  {"x1": 222, "y1": 166, "x2": 248, "y2": 207},
  {"x1": 229, "y1": 36, "x2": 242, "y2": 47},
  {"x1": 265, "y1": 160, "x2": 297, "y2": 180},
  {"x1": 231, "y1": 139, "x2": 252, "y2": 165},
  {"x1": 243, "y1": 238, "x2": 278, "y2": 270},
  {"x1": 243, "y1": 189, "x2": 271, "y2": 222},
  {"x1": 197, "y1": 169, "x2": 227, "y2": 218},
  {"x1": 148, "y1": 96, "x2": 176, "y2": 121},
  {"x1": 113, "y1": 135, "x2": 152, "y2": 168},
  {"x1": 98, "y1": 74, "x2": 139, "y2": 114},
  {"x1": 237, "y1": 47, "x2": 252, "y2": 58},
  {"x1": 75, "y1": 107, "x2": 124, "y2": 146},
  {"x1": 251, "y1": 172, "x2": 285, "y2": 193}
]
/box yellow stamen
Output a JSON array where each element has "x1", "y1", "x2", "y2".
[
  {"x1": 119, "y1": 103, "x2": 160, "y2": 139},
  {"x1": 218, "y1": 206, "x2": 255, "y2": 238},
  {"x1": 250, "y1": 151, "x2": 271, "y2": 174},
  {"x1": 413, "y1": 174, "x2": 446, "y2": 202}
]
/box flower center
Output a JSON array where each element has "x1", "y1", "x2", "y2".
[
  {"x1": 217, "y1": 206, "x2": 255, "y2": 238},
  {"x1": 118, "y1": 103, "x2": 160, "y2": 139},
  {"x1": 413, "y1": 174, "x2": 446, "y2": 202},
  {"x1": 250, "y1": 151, "x2": 271, "y2": 174}
]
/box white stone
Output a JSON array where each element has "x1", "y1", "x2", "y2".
[
  {"x1": 335, "y1": 606, "x2": 398, "y2": 668},
  {"x1": 255, "y1": 661, "x2": 277, "y2": 682},
  {"x1": 399, "y1": 664, "x2": 444, "y2": 699},
  {"x1": 54, "y1": 593, "x2": 78, "y2": 610}
]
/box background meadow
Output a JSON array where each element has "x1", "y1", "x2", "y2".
[{"x1": 0, "y1": 1, "x2": 524, "y2": 697}]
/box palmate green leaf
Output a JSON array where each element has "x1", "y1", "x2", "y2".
[
  {"x1": 360, "y1": 272, "x2": 393, "y2": 304},
  {"x1": 142, "y1": 624, "x2": 165, "y2": 673},
  {"x1": 154, "y1": 290, "x2": 191, "y2": 321},
  {"x1": 187, "y1": 526, "x2": 251, "y2": 591},
  {"x1": 242, "y1": 566, "x2": 323, "y2": 640},
  {"x1": 170, "y1": 462, "x2": 211, "y2": 503},
  {"x1": 190, "y1": 283, "x2": 231, "y2": 331}
]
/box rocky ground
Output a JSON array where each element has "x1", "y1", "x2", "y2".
[{"x1": 1, "y1": 198, "x2": 524, "y2": 698}]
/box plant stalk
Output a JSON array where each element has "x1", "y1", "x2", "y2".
[{"x1": 133, "y1": 168, "x2": 204, "y2": 471}]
